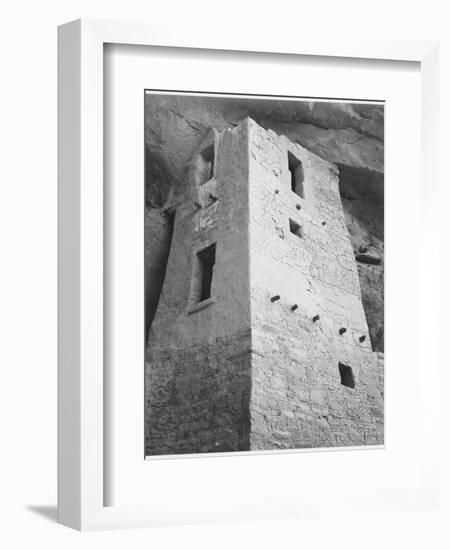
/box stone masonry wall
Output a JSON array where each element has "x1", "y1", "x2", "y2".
[
  {"x1": 145, "y1": 94, "x2": 385, "y2": 352},
  {"x1": 145, "y1": 117, "x2": 384, "y2": 455},
  {"x1": 146, "y1": 332, "x2": 252, "y2": 455},
  {"x1": 145, "y1": 122, "x2": 253, "y2": 455},
  {"x1": 247, "y1": 119, "x2": 383, "y2": 449}
]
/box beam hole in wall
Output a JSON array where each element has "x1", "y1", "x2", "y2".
[
  {"x1": 289, "y1": 219, "x2": 303, "y2": 239},
  {"x1": 192, "y1": 243, "x2": 216, "y2": 303},
  {"x1": 338, "y1": 362, "x2": 355, "y2": 389},
  {"x1": 288, "y1": 151, "x2": 304, "y2": 198},
  {"x1": 197, "y1": 144, "x2": 215, "y2": 185}
]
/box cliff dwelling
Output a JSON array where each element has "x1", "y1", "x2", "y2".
[{"x1": 144, "y1": 94, "x2": 384, "y2": 456}]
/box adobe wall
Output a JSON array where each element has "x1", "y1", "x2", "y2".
[
  {"x1": 146, "y1": 332, "x2": 252, "y2": 455},
  {"x1": 145, "y1": 117, "x2": 384, "y2": 456},
  {"x1": 246, "y1": 119, "x2": 383, "y2": 449},
  {"x1": 145, "y1": 94, "x2": 385, "y2": 353},
  {"x1": 145, "y1": 122, "x2": 253, "y2": 455}
]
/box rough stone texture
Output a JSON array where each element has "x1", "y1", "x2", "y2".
[
  {"x1": 145, "y1": 118, "x2": 384, "y2": 455},
  {"x1": 146, "y1": 334, "x2": 252, "y2": 455},
  {"x1": 247, "y1": 119, "x2": 383, "y2": 449},
  {"x1": 145, "y1": 207, "x2": 174, "y2": 337},
  {"x1": 146, "y1": 122, "x2": 253, "y2": 455},
  {"x1": 145, "y1": 94, "x2": 384, "y2": 351},
  {"x1": 338, "y1": 164, "x2": 384, "y2": 350}
]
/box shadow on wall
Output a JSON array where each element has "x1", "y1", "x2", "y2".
[
  {"x1": 145, "y1": 208, "x2": 175, "y2": 340},
  {"x1": 338, "y1": 164, "x2": 384, "y2": 352}
]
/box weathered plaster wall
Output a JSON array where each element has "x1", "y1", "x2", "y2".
[
  {"x1": 145, "y1": 95, "x2": 384, "y2": 351},
  {"x1": 145, "y1": 118, "x2": 384, "y2": 455},
  {"x1": 145, "y1": 122, "x2": 253, "y2": 455},
  {"x1": 247, "y1": 119, "x2": 383, "y2": 449},
  {"x1": 146, "y1": 333, "x2": 252, "y2": 455}
]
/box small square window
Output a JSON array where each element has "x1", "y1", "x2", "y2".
[
  {"x1": 197, "y1": 145, "x2": 215, "y2": 185},
  {"x1": 289, "y1": 219, "x2": 303, "y2": 238},
  {"x1": 339, "y1": 362, "x2": 355, "y2": 389},
  {"x1": 288, "y1": 152, "x2": 304, "y2": 198},
  {"x1": 192, "y1": 243, "x2": 216, "y2": 303}
]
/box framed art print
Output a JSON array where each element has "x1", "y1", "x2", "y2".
[{"x1": 58, "y1": 19, "x2": 440, "y2": 530}]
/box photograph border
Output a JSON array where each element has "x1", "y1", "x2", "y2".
[{"x1": 58, "y1": 18, "x2": 439, "y2": 530}]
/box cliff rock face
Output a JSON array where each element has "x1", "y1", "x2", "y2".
[{"x1": 145, "y1": 95, "x2": 384, "y2": 351}]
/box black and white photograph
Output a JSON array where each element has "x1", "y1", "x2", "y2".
[
  {"x1": 1, "y1": 0, "x2": 445, "y2": 541},
  {"x1": 144, "y1": 92, "x2": 384, "y2": 456}
]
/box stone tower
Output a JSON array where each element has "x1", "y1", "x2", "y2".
[{"x1": 145, "y1": 117, "x2": 383, "y2": 456}]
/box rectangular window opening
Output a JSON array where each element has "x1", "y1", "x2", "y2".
[
  {"x1": 196, "y1": 243, "x2": 216, "y2": 302},
  {"x1": 288, "y1": 151, "x2": 304, "y2": 198},
  {"x1": 339, "y1": 362, "x2": 355, "y2": 389},
  {"x1": 198, "y1": 144, "x2": 215, "y2": 185},
  {"x1": 289, "y1": 218, "x2": 303, "y2": 239}
]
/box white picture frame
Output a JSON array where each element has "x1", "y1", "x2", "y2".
[{"x1": 58, "y1": 18, "x2": 439, "y2": 531}]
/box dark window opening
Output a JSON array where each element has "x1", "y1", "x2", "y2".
[
  {"x1": 198, "y1": 144, "x2": 215, "y2": 185},
  {"x1": 197, "y1": 243, "x2": 216, "y2": 302},
  {"x1": 339, "y1": 362, "x2": 355, "y2": 389},
  {"x1": 288, "y1": 152, "x2": 304, "y2": 198},
  {"x1": 289, "y1": 219, "x2": 303, "y2": 238}
]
